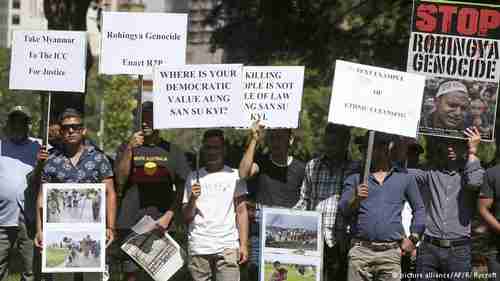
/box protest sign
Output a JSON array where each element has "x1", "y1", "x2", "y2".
[
  {"x1": 42, "y1": 183, "x2": 106, "y2": 273},
  {"x1": 121, "y1": 216, "x2": 185, "y2": 281},
  {"x1": 328, "y1": 60, "x2": 426, "y2": 138},
  {"x1": 260, "y1": 207, "x2": 323, "y2": 281},
  {"x1": 153, "y1": 64, "x2": 244, "y2": 129},
  {"x1": 99, "y1": 12, "x2": 187, "y2": 75},
  {"x1": 242, "y1": 66, "x2": 304, "y2": 128},
  {"x1": 9, "y1": 30, "x2": 87, "y2": 92},
  {"x1": 407, "y1": 0, "x2": 500, "y2": 141}
]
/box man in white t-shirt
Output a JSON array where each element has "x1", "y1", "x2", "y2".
[{"x1": 183, "y1": 129, "x2": 248, "y2": 281}]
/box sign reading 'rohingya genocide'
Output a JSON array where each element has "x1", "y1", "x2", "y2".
[
  {"x1": 99, "y1": 12, "x2": 188, "y2": 75},
  {"x1": 9, "y1": 30, "x2": 87, "y2": 93},
  {"x1": 407, "y1": 0, "x2": 500, "y2": 141},
  {"x1": 328, "y1": 60, "x2": 426, "y2": 138}
]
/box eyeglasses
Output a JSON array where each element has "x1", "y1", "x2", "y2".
[{"x1": 61, "y1": 123, "x2": 84, "y2": 132}]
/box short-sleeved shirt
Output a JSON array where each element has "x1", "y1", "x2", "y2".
[
  {"x1": 480, "y1": 164, "x2": 500, "y2": 245},
  {"x1": 125, "y1": 141, "x2": 189, "y2": 211},
  {"x1": 0, "y1": 138, "x2": 41, "y2": 226},
  {"x1": 183, "y1": 166, "x2": 247, "y2": 255},
  {"x1": 42, "y1": 144, "x2": 113, "y2": 183}
]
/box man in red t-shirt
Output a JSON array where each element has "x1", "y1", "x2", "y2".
[{"x1": 115, "y1": 101, "x2": 190, "y2": 281}]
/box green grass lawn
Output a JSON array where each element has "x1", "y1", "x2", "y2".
[
  {"x1": 45, "y1": 248, "x2": 68, "y2": 268},
  {"x1": 263, "y1": 263, "x2": 316, "y2": 281}
]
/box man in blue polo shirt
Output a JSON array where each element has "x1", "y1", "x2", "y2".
[
  {"x1": 34, "y1": 108, "x2": 116, "y2": 281},
  {"x1": 339, "y1": 133, "x2": 425, "y2": 281}
]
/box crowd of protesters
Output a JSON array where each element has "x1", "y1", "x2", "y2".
[{"x1": 1, "y1": 92, "x2": 500, "y2": 281}]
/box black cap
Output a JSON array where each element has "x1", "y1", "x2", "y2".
[{"x1": 8, "y1": 106, "x2": 31, "y2": 122}]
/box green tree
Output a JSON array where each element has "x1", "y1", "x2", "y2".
[
  {"x1": 84, "y1": 69, "x2": 136, "y2": 154},
  {"x1": 0, "y1": 48, "x2": 41, "y2": 138},
  {"x1": 209, "y1": 0, "x2": 413, "y2": 84}
]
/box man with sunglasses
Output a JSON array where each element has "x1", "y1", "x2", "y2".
[{"x1": 34, "y1": 108, "x2": 117, "y2": 280}]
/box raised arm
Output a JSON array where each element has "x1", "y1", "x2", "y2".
[
  {"x1": 239, "y1": 121, "x2": 264, "y2": 179},
  {"x1": 463, "y1": 127, "x2": 484, "y2": 191},
  {"x1": 114, "y1": 131, "x2": 144, "y2": 189}
]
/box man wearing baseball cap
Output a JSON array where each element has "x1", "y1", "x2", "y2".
[
  {"x1": 423, "y1": 80, "x2": 470, "y2": 131},
  {"x1": 0, "y1": 106, "x2": 42, "y2": 281}
]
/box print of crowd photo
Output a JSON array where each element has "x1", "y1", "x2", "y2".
[
  {"x1": 43, "y1": 230, "x2": 105, "y2": 272},
  {"x1": 263, "y1": 208, "x2": 321, "y2": 256},
  {"x1": 42, "y1": 183, "x2": 106, "y2": 273},
  {"x1": 261, "y1": 254, "x2": 321, "y2": 281},
  {"x1": 45, "y1": 187, "x2": 104, "y2": 223},
  {"x1": 418, "y1": 77, "x2": 498, "y2": 141}
]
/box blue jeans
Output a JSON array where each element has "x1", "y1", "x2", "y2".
[{"x1": 416, "y1": 241, "x2": 471, "y2": 281}]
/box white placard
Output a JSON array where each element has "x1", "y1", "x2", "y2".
[
  {"x1": 153, "y1": 64, "x2": 244, "y2": 129},
  {"x1": 9, "y1": 30, "x2": 87, "y2": 92},
  {"x1": 328, "y1": 60, "x2": 426, "y2": 138},
  {"x1": 260, "y1": 207, "x2": 323, "y2": 281},
  {"x1": 242, "y1": 66, "x2": 304, "y2": 128},
  {"x1": 99, "y1": 12, "x2": 187, "y2": 75},
  {"x1": 42, "y1": 183, "x2": 106, "y2": 273}
]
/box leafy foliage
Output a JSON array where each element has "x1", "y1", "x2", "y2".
[{"x1": 84, "y1": 66, "x2": 136, "y2": 154}]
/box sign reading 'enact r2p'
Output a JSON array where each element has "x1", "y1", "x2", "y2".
[{"x1": 99, "y1": 12, "x2": 188, "y2": 75}]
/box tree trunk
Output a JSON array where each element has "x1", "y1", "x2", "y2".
[{"x1": 43, "y1": 0, "x2": 93, "y2": 119}]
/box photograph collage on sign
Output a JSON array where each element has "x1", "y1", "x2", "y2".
[
  {"x1": 42, "y1": 183, "x2": 106, "y2": 273},
  {"x1": 260, "y1": 208, "x2": 323, "y2": 281}
]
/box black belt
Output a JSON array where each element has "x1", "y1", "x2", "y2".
[
  {"x1": 423, "y1": 235, "x2": 471, "y2": 248},
  {"x1": 351, "y1": 239, "x2": 400, "y2": 251}
]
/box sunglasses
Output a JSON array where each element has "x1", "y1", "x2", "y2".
[{"x1": 61, "y1": 123, "x2": 84, "y2": 132}]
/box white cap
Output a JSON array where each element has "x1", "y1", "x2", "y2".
[{"x1": 436, "y1": 81, "x2": 467, "y2": 98}]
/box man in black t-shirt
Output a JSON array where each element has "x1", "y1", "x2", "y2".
[
  {"x1": 115, "y1": 102, "x2": 190, "y2": 281},
  {"x1": 239, "y1": 123, "x2": 305, "y2": 280},
  {"x1": 479, "y1": 164, "x2": 500, "y2": 281}
]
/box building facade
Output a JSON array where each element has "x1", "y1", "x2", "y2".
[{"x1": 0, "y1": 0, "x2": 47, "y2": 48}]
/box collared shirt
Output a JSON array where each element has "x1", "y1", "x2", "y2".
[
  {"x1": 42, "y1": 144, "x2": 113, "y2": 183},
  {"x1": 294, "y1": 156, "x2": 359, "y2": 247},
  {"x1": 408, "y1": 160, "x2": 484, "y2": 239},
  {"x1": 338, "y1": 170, "x2": 426, "y2": 242}
]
